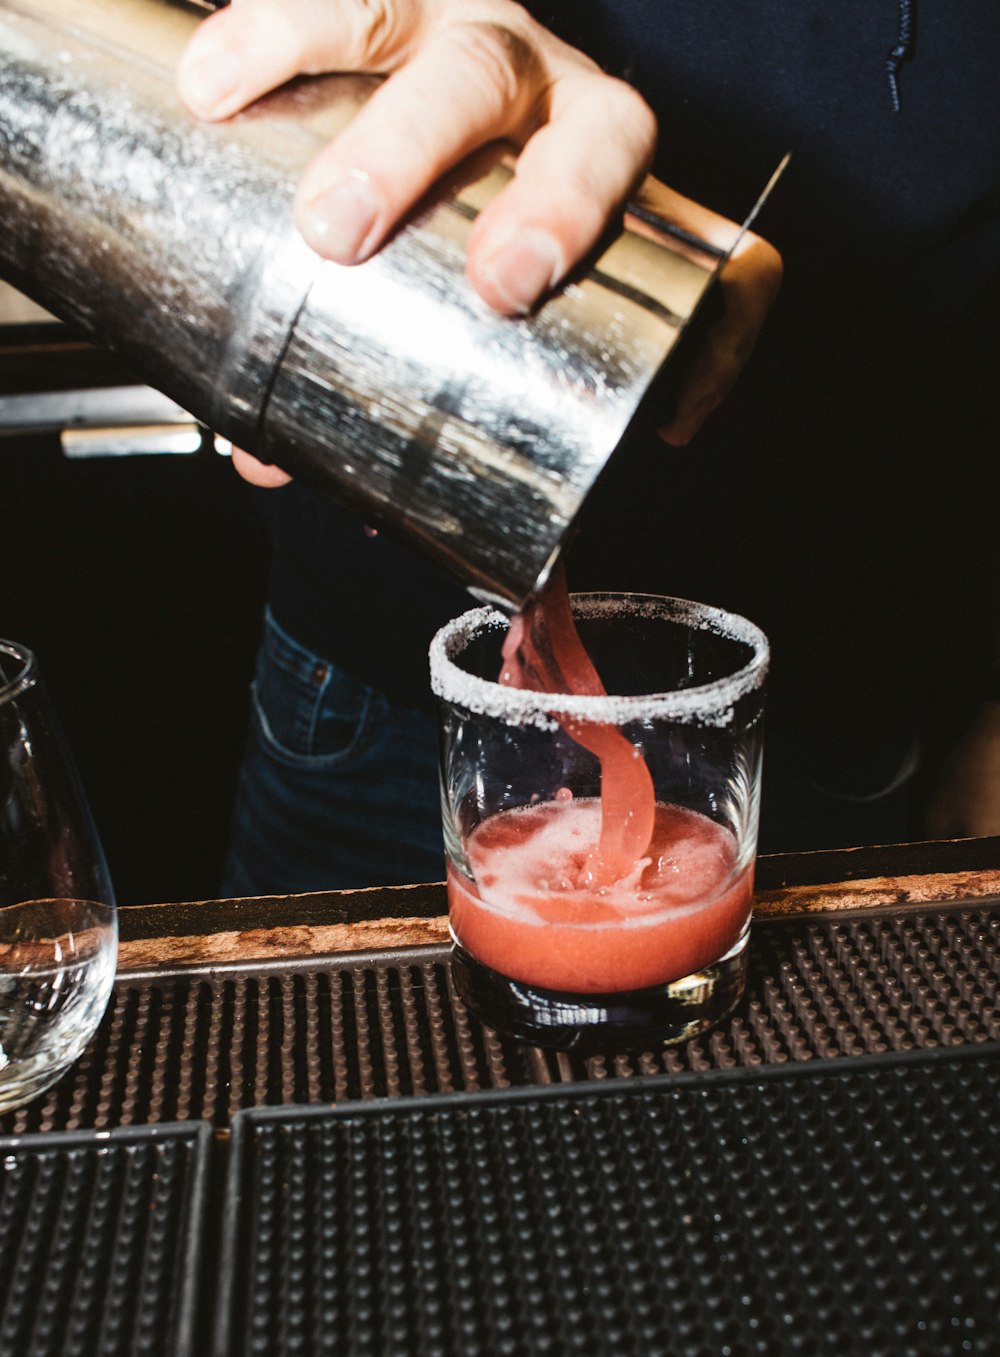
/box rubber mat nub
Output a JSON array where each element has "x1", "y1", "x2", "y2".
[
  {"x1": 0, "y1": 1123, "x2": 210, "y2": 1357},
  {"x1": 216, "y1": 1045, "x2": 1000, "y2": 1357},
  {"x1": 1, "y1": 907, "x2": 998, "y2": 1135}
]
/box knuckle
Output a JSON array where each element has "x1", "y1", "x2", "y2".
[
  {"x1": 327, "y1": 0, "x2": 414, "y2": 69},
  {"x1": 614, "y1": 83, "x2": 658, "y2": 164},
  {"x1": 554, "y1": 72, "x2": 658, "y2": 184},
  {"x1": 444, "y1": 19, "x2": 546, "y2": 119},
  {"x1": 592, "y1": 77, "x2": 658, "y2": 160},
  {"x1": 606, "y1": 76, "x2": 656, "y2": 126},
  {"x1": 354, "y1": 0, "x2": 401, "y2": 55}
]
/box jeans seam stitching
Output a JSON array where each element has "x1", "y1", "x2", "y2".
[{"x1": 250, "y1": 679, "x2": 377, "y2": 770}]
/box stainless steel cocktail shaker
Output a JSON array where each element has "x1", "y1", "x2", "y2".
[{"x1": 0, "y1": 0, "x2": 725, "y2": 607}]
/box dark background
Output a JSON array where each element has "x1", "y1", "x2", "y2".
[{"x1": 0, "y1": 324, "x2": 270, "y2": 905}]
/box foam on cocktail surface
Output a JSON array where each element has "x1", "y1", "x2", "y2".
[
  {"x1": 467, "y1": 798, "x2": 732, "y2": 924},
  {"x1": 449, "y1": 798, "x2": 752, "y2": 992}
]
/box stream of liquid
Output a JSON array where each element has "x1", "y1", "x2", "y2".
[
  {"x1": 446, "y1": 567, "x2": 749, "y2": 995},
  {"x1": 498, "y1": 563, "x2": 655, "y2": 884}
]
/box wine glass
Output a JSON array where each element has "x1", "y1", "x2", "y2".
[{"x1": 0, "y1": 640, "x2": 117, "y2": 1112}]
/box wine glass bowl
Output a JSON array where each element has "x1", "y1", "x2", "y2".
[{"x1": 0, "y1": 641, "x2": 117, "y2": 1113}]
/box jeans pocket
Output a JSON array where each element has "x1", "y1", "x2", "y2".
[{"x1": 250, "y1": 613, "x2": 381, "y2": 770}]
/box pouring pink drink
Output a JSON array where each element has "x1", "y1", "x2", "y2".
[
  {"x1": 431, "y1": 582, "x2": 768, "y2": 1047},
  {"x1": 445, "y1": 566, "x2": 750, "y2": 996},
  {"x1": 448, "y1": 799, "x2": 751, "y2": 994}
]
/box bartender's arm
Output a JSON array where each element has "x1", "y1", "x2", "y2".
[{"x1": 177, "y1": 0, "x2": 781, "y2": 481}]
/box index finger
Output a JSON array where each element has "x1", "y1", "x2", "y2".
[
  {"x1": 177, "y1": 0, "x2": 657, "y2": 315},
  {"x1": 176, "y1": 0, "x2": 414, "y2": 121}
]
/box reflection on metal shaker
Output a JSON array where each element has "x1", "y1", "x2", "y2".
[{"x1": 0, "y1": 0, "x2": 726, "y2": 607}]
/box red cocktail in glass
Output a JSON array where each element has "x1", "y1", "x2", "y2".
[{"x1": 430, "y1": 592, "x2": 768, "y2": 1051}]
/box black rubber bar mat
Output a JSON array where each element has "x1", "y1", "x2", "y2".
[
  {"x1": 214, "y1": 1043, "x2": 1000, "y2": 1357},
  {"x1": 2, "y1": 906, "x2": 999, "y2": 1135},
  {"x1": 0, "y1": 1121, "x2": 212, "y2": 1357}
]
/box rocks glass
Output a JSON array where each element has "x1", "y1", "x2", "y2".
[{"x1": 431, "y1": 594, "x2": 768, "y2": 1051}]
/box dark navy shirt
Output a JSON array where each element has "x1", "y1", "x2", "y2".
[{"x1": 259, "y1": 1, "x2": 999, "y2": 722}]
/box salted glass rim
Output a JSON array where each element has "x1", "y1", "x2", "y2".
[
  {"x1": 0, "y1": 640, "x2": 37, "y2": 706},
  {"x1": 429, "y1": 592, "x2": 769, "y2": 729}
]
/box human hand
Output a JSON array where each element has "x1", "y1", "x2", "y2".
[
  {"x1": 922, "y1": 702, "x2": 1000, "y2": 839},
  {"x1": 177, "y1": 0, "x2": 780, "y2": 484}
]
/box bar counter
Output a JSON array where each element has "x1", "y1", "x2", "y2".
[
  {"x1": 2, "y1": 837, "x2": 999, "y2": 1356},
  {"x1": 114, "y1": 834, "x2": 1000, "y2": 972}
]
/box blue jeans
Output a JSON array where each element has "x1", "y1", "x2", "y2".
[
  {"x1": 223, "y1": 614, "x2": 919, "y2": 896},
  {"x1": 222, "y1": 610, "x2": 444, "y2": 895}
]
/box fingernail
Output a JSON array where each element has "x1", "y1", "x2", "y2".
[
  {"x1": 299, "y1": 171, "x2": 382, "y2": 264},
  {"x1": 480, "y1": 230, "x2": 564, "y2": 315},
  {"x1": 177, "y1": 46, "x2": 242, "y2": 118}
]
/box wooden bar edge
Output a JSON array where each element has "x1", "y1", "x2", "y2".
[{"x1": 116, "y1": 858, "x2": 1000, "y2": 973}]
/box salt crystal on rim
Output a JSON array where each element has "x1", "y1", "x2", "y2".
[{"x1": 428, "y1": 593, "x2": 769, "y2": 730}]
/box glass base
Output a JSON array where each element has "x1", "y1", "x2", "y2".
[
  {"x1": 0, "y1": 1054, "x2": 78, "y2": 1115},
  {"x1": 450, "y1": 924, "x2": 749, "y2": 1055}
]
